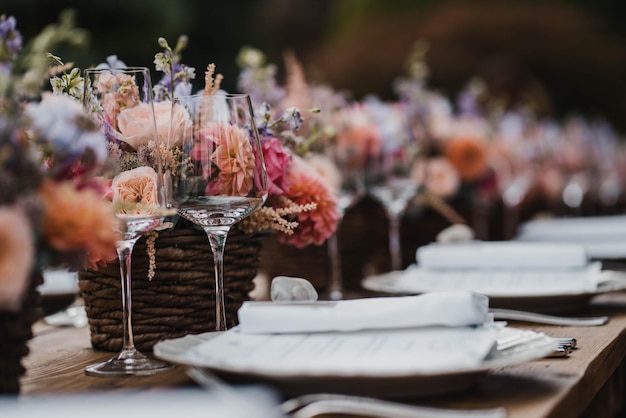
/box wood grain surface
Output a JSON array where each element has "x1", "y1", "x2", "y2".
[{"x1": 19, "y1": 292, "x2": 626, "y2": 417}]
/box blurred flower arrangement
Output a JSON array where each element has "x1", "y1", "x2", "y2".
[
  {"x1": 392, "y1": 39, "x2": 626, "y2": 238},
  {"x1": 0, "y1": 12, "x2": 119, "y2": 311}
]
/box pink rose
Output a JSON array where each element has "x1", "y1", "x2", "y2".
[
  {"x1": 261, "y1": 137, "x2": 291, "y2": 196},
  {"x1": 111, "y1": 166, "x2": 159, "y2": 214}
]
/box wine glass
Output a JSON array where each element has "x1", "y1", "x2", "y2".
[
  {"x1": 325, "y1": 150, "x2": 366, "y2": 300},
  {"x1": 366, "y1": 103, "x2": 420, "y2": 272},
  {"x1": 171, "y1": 93, "x2": 268, "y2": 332},
  {"x1": 82, "y1": 67, "x2": 174, "y2": 376}
]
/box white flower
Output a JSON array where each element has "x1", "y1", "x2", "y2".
[
  {"x1": 25, "y1": 92, "x2": 108, "y2": 162},
  {"x1": 95, "y1": 55, "x2": 127, "y2": 70}
]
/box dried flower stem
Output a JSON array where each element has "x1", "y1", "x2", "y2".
[
  {"x1": 414, "y1": 190, "x2": 466, "y2": 225},
  {"x1": 146, "y1": 230, "x2": 158, "y2": 280}
]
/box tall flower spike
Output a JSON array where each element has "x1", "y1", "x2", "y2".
[
  {"x1": 203, "y1": 63, "x2": 223, "y2": 95},
  {"x1": 282, "y1": 50, "x2": 311, "y2": 110}
]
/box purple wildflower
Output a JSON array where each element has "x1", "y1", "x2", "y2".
[{"x1": 0, "y1": 15, "x2": 22, "y2": 61}]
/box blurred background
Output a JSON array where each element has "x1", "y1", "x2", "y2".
[{"x1": 4, "y1": 0, "x2": 626, "y2": 132}]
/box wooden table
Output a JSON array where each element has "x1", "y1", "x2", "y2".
[{"x1": 18, "y1": 292, "x2": 626, "y2": 417}]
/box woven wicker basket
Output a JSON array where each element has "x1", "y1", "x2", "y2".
[
  {"x1": 79, "y1": 220, "x2": 264, "y2": 352},
  {"x1": 0, "y1": 271, "x2": 42, "y2": 394}
]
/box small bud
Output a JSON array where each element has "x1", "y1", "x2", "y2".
[
  {"x1": 158, "y1": 37, "x2": 169, "y2": 49},
  {"x1": 176, "y1": 35, "x2": 188, "y2": 51}
]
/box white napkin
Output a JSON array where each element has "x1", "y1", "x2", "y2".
[
  {"x1": 516, "y1": 215, "x2": 626, "y2": 259},
  {"x1": 237, "y1": 292, "x2": 491, "y2": 334},
  {"x1": 41, "y1": 268, "x2": 79, "y2": 295},
  {"x1": 416, "y1": 241, "x2": 588, "y2": 270},
  {"x1": 394, "y1": 262, "x2": 602, "y2": 296}
]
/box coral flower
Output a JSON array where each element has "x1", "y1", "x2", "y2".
[
  {"x1": 279, "y1": 156, "x2": 340, "y2": 248},
  {"x1": 39, "y1": 180, "x2": 119, "y2": 270},
  {"x1": 199, "y1": 122, "x2": 256, "y2": 196},
  {"x1": 444, "y1": 136, "x2": 489, "y2": 182},
  {"x1": 0, "y1": 207, "x2": 34, "y2": 311}
]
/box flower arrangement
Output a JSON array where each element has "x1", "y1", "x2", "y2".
[
  {"x1": 50, "y1": 35, "x2": 341, "y2": 250},
  {"x1": 0, "y1": 13, "x2": 119, "y2": 311},
  {"x1": 151, "y1": 39, "x2": 342, "y2": 248}
]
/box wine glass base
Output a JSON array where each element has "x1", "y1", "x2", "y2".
[
  {"x1": 329, "y1": 289, "x2": 343, "y2": 301},
  {"x1": 85, "y1": 348, "x2": 174, "y2": 376}
]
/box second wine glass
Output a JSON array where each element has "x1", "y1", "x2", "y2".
[
  {"x1": 171, "y1": 93, "x2": 268, "y2": 332},
  {"x1": 82, "y1": 67, "x2": 174, "y2": 376}
]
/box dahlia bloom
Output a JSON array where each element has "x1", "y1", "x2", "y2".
[
  {"x1": 444, "y1": 136, "x2": 490, "y2": 182},
  {"x1": 193, "y1": 122, "x2": 256, "y2": 196},
  {"x1": 278, "y1": 156, "x2": 340, "y2": 248}
]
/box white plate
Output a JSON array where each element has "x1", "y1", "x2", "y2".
[
  {"x1": 154, "y1": 328, "x2": 556, "y2": 398},
  {"x1": 361, "y1": 270, "x2": 626, "y2": 314}
]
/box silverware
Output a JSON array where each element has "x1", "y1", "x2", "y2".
[
  {"x1": 187, "y1": 367, "x2": 508, "y2": 418},
  {"x1": 546, "y1": 346, "x2": 571, "y2": 358},
  {"x1": 284, "y1": 394, "x2": 507, "y2": 418},
  {"x1": 557, "y1": 337, "x2": 577, "y2": 349},
  {"x1": 490, "y1": 308, "x2": 609, "y2": 326}
]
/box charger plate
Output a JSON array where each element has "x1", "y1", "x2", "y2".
[
  {"x1": 154, "y1": 327, "x2": 556, "y2": 398},
  {"x1": 361, "y1": 270, "x2": 626, "y2": 314}
]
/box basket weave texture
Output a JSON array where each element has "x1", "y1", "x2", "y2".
[
  {"x1": 0, "y1": 271, "x2": 42, "y2": 394},
  {"x1": 79, "y1": 221, "x2": 264, "y2": 352}
]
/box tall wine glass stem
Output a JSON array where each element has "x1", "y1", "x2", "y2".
[
  {"x1": 327, "y1": 227, "x2": 343, "y2": 300},
  {"x1": 388, "y1": 214, "x2": 402, "y2": 271},
  {"x1": 204, "y1": 226, "x2": 230, "y2": 332},
  {"x1": 117, "y1": 237, "x2": 140, "y2": 353}
]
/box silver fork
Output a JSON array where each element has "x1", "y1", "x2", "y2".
[
  {"x1": 490, "y1": 308, "x2": 609, "y2": 326},
  {"x1": 187, "y1": 367, "x2": 508, "y2": 418}
]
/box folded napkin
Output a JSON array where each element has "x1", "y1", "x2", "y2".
[
  {"x1": 237, "y1": 291, "x2": 491, "y2": 334},
  {"x1": 416, "y1": 241, "x2": 588, "y2": 270},
  {"x1": 517, "y1": 215, "x2": 626, "y2": 241},
  {"x1": 516, "y1": 215, "x2": 626, "y2": 259},
  {"x1": 394, "y1": 262, "x2": 601, "y2": 296}
]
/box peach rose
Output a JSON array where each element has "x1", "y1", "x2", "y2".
[
  {"x1": 111, "y1": 166, "x2": 159, "y2": 214},
  {"x1": 0, "y1": 207, "x2": 34, "y2": 311},
  {"x1": 116, "y1": 103, "x2": 153, "y2": 150},
  {"x1": 162, "y1": 101, "x2": 192, "y2": 147}
]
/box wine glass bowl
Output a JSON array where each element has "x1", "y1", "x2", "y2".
[
  {"x1": 171, "y1": 93, "x2": 268, "y2": 331},
  {"x1": 82, "y1": 67, "x2": 174, "y2": 376}
]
